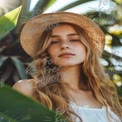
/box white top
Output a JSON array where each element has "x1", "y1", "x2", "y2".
[{"x1": 69, "y1": 101, "x2": 122, "y2": 122}]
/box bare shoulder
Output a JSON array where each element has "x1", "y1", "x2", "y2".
[{"x1": 12, "y1": 79, "x2": 35, "y2": 97}]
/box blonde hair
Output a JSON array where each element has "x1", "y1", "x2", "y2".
[{"x1": 27, "y1": 23, "x2": 122, "y2": 121}]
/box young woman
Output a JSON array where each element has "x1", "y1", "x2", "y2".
[{"x1": 13, "y1": 12, "x2": 122, "y2": 122}]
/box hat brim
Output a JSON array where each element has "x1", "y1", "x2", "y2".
[{"x1": 20, "y1": 12, "x2": 105, "y2": 57}]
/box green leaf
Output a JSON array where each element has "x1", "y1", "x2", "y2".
[
  {"x1": 0, "y1": 112, "x2": 17, "y2": 122},
  {"x1": 117, "y1": 86, "x2": 122, "y2": 96},
  {"x1": 0, "y1": 85, "x2": 68, "y2": 122},
  {"x1": 13, "y1": 71, "x2": 20, "y2": 82},
  {"x1": 31, "y1": 0, "x2": 55, "y2": 17},
  {"x1": 0, "y1": 67, "x2": 12, "y2": 82},
  {"x1": 0, "y1": 6, "x2": 22, "y2": 40},
  {"x1": 58, "y1": 0, "x2": 93, "y2": 11},
  {"x1": 0, "y1": 57, "x2": 8, "y2": 67},
  {"x1": 11, "y1": 57, "x2": 27, "y2": 79},
  {"x1": 44, "y1": 0, "x2": 56, "y2": 11}
]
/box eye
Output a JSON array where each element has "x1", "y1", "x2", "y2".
[
  {"x1": 50, "y1": 40, "x2": 59, "y2": 44},
  {"x1": 70, "y1": 39, "x2": 80, "y2": 42}
]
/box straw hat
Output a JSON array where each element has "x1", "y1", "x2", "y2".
[{"x1": 20, "y1": 12, "x2": 105, "y2": 57}]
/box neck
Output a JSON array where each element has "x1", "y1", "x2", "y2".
[{"x1": 59, "y1": 65, "x2": 86, "y2": 90}]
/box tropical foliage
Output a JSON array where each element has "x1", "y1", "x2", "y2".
[
  {"x1": 0, "y1": 0, "x2": 122, "y2": 102},
  {"x1": 0, "y1": 85, "x2": 67, "y2": 122},
  {"x1": 0, "y1": 0, "x2": 122, "y2": 121}
]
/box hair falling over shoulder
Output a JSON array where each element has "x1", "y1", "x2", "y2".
[{"x1": 26, "y1": 23, "x2": 122, "y2": 121}]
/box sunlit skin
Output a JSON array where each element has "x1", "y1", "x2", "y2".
[
  {"x1": 47, "y1": 24, "x2": 87, "y2": 90},
  {"x1": 47, "y1": 24, "x2": 86, "y2": 67}
]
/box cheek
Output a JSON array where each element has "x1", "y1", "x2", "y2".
[
  {"x1": 47, "y1": 46, "x2": 57, "y2": 58},
  {"x1": 47, "y1": 47, "x2": 53, "y2": 57},
  {"x1": 76, "y1": 44, "x2": 86, "y2": 51},
  {"x1": 77, "y1": 45, "x2": 86, "y2": 56}
]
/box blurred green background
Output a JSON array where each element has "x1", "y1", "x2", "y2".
[{"x1": 0, "y1": 0, "x2": 122, "y2": 103}]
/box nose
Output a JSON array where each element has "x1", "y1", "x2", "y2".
[{"x1": 60, "y1": 41, "x2": 70, "y2": 49}]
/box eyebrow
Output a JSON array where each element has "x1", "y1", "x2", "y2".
[{"x1": 51, "y1": 33, "x2": 79, "y2": 38}]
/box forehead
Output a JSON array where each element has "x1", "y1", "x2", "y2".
[{"x1": 51, "y1": 24, "x2": 77, "y2": 35}]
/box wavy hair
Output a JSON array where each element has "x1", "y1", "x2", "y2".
[{"x1": 27, "y1": 23, "x2": 122, "y2": 121}]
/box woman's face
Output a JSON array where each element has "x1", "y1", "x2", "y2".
[{"x1": 47, "y1": 24, "x2": 86, "y2": 67}]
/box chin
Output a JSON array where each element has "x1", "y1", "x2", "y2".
[
  {"x1": 53, "y1": 58, "x2": 84, "y2": 67},
  {"x1": 56, "y1": 62, "x2": 82, "y2": 67}
]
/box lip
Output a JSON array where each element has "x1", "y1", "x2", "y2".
[{"x1": 59, "y1": 52, "x2": 75, "y2": 57}]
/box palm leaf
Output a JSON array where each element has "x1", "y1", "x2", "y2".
[
  {"x1": 0, "y1": 6, "x2": 22, "y2": 40},
  {"x1": 0, "y1": 57, "x2": 8, "y2": 67},
  {"x1": 44, "y1": 0, "x2": 56, "y2": 11},
  {"x1": 0, "y1": 85, "x2": 68, "y2": 122},
  {"x1": 58, "y1": 0, "x2": 94, "y2": 11},
  {"x1": 11, "y1": 57, "x2": 27, "y2": 79}
]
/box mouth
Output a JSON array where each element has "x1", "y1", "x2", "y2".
[{"x1": 59, "y1": 53, "x2": 75, "y2": 57}]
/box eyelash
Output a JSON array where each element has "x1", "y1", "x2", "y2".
[
  {"x1": 51, "y1": 39, "x2": 80, "y2": 44},
  {"x1": 51, "y1": 41, "x2": 59, "y2": 44},
  {"x1": 70, "y1": 39, "x2": 80, "y2": 42}
]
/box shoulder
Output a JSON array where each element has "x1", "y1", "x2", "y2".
[{"x1": 12, "y1": 79, "x2": 35, "y2": 97}]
